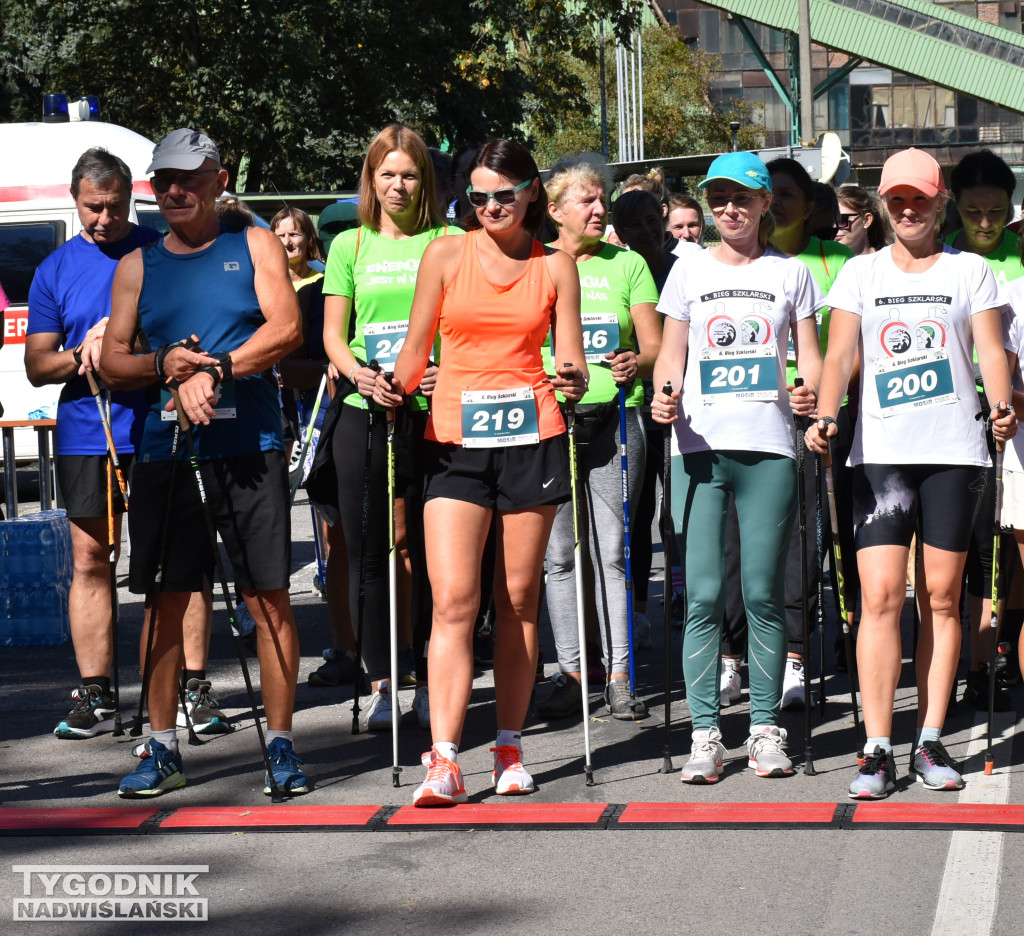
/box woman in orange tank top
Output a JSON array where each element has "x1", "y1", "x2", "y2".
[{"x1": 376, "y1": 140, "x2": 588, "y2": 806}]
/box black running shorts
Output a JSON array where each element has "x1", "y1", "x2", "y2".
[
  {"x1": 423, "y1": 435, "x2": 571, "y2": 511},
  {"x1": 57, "y1": 454, "x2": 133, "y2": 519},
  {"x1": 852, "y1": 462, "x2": 986, "y2": 553},
  {"x1": 127, "y1": 450, "x2": 291, "y2": 593}
]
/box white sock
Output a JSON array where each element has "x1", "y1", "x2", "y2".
[
  {"x1": 496, "y1": 729, "x2": 522, "y2": 749},
  {"x1": 152, "y1": 729, "x2": 178, "y2": 753},
  {"x1": 434, "y1": 741, "x2": 458, "y2": 762},
  {"x1": 265, "y1": 730, "x2": 292, "y2": 745}
]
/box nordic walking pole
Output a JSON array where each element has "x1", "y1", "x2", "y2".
[
  {"x1": 128, "y1": 334, "x2": 200, "y2": 739},
  {"x1": 986, "y1": 406, "x2": 1008, "y2": 775},
  {"x1": 566, "y1": 387, "x2": 594, "y2": 785},
  {"x1": 821, "y1": 429, "x2": 864, "y2": 764},
  {"x1": 85, "y1": 370, "x2": 130, "y2": 507},
  {"x1": 658, "y1": 382, "x2": 675, "y2": 774},
  {"x1": 289, "y1": 370, "x2": 329, "y2": 506},
  {"x1": 167, "y1": 385, "x2": 285, "y2": 802},
  {"x1": 351, "y1": 360, "x2": 380, "y2": 735},
  {"x1": 84, "y1": 371, "x2": 126, "y2": 737},
  {"x1": 814, "y1": 453, "x2": 826, "y2": 718},
  {"x1": 794, "y1": 379, "x2": 815, "y2": 775},
  {"x1": 617, "y1": 369, "x2": 644, "y2": 718},
  {"x1": 385, "y1": 373, "x2": 401, "y2": 787}
]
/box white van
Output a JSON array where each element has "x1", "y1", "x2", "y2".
[{"x1": 0, "y1": 119, "x2": 159, "y2": 461}]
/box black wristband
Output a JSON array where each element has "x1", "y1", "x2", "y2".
[
  {"x1": 216, "y1": 354, "x2": 233, "y2": 382},
  {"x1": 71, "y1": 344, "x2": 84, "y2": 366},
  {"x1": 154, "y1": 342, "x2": 181, "y2": 378},
  {"x1": 198, "y1": 364, "x2": 222, "y2": 390}
]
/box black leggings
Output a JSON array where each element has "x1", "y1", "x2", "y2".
[{"x1": 333, "y1": 402, "x2": 430, "y2": 682}]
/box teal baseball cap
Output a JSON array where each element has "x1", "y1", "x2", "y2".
[{"x1": 698, "y1": 152, "x2": 772, "y2": 192}]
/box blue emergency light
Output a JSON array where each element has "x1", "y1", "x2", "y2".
[{"x1": 42, "y1": 93, "x2": 69, "y2": 123}]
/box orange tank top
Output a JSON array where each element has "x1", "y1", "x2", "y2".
[{"x1": 427, "y1": 230, "x2": 565, "y2": 445}]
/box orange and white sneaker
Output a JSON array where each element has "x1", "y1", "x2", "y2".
[
  {"x1": 413, "y1": 748, "x2": 467, "y2": 807},
  {"x1": 490, "y1": 745, "x2": 536, "y2": 795}
]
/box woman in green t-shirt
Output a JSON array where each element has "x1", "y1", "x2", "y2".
[
  {"x1": 947, "y1": 149, "x2": 1024, "y2": 712},
  {"x1": 535, "y1": 161, "x2": 662, "y2": 722},
  {"x1": 321, "y1": 124, "x2": 460, "y2": 733}
]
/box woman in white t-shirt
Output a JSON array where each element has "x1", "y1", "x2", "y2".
[
  {"x1": 806, "y1": 148, "x2": 1016, "y2": 799},
  {"x1": 652, "y1": 152, "x2": 822, "y2": 784}
]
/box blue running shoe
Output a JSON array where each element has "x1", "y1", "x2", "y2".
[
  {"x1": 910, "y1": 740, "x2": 964, "y2": 791},
  {"x1": 118, "y1": 739, "x2": 185, "y2": 798},
  {"x1": 264, "y1": 738, "x2": 309, "y2": 796},
  {"x1": 848, "y1": 747, "x2": 897, "y2": 799}
]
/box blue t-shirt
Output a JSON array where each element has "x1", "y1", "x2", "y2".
[
  {"x1": 27, "y1": 226, "x2": 161, "y2": 455},
  {"x1": 136, "y1": 228, "x2": 283, "y2": 461}
]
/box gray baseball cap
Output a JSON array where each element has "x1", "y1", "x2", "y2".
[{"x1": 147, "y1": 128, "x2": 221, "y2": 173}]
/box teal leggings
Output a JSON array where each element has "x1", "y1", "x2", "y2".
[{"x1": 672, "y1": 450, "x2": 797, "y2": 730}]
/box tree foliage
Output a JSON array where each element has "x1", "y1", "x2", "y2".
[
  {"x1": 527, "y1": 24, "x2": 764, "y2": 170},
  {"x1": 0, "y1": 0, "x2": 647, "y2": 190}
]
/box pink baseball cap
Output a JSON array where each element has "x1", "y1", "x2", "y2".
[{"x1": 878, "y1": 148, "x2": 946, "y2": 198}]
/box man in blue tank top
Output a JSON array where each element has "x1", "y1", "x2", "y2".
[
  {"x1": 100, "y1": 129, "x2": 306, "y2": 799},
  {"x1": 25, "y1": 147, "x2": 217, "y2": 743}
]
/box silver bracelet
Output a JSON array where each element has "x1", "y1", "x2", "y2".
[{"x1": 348, "y1": 364, "x2": 358, "y2": 383}]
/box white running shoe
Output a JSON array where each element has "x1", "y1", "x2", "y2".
[
  {"x1": 720, "y1": 657, "x2": 741, "y2": 707},
  {"x1": 413, "y1": 749, "x2": 467, "y2": 807},
  {"x1": 491, "y1": 745, "x2": 536, "y2": 795},
  {"x1": 781, "y1": 658, "x2": 806, "y2": 710},
  {"x1": 680, "y1": 727, "x2": 727, "y2": 784},
  {"x1": 746, "y1": 725, "x2": 794, "y2": 777},
  {"x1": 360, "y1": 679, "x2": 398, "y2": 732},
  {"x1": 412, "y1": 686, "x2": 430, "y2": 730}
]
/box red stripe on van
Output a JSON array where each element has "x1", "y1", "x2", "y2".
[{"x1": 0, "y1": 181, "x2": 154, "y2": 202}]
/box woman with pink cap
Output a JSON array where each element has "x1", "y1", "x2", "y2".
[{"x1": 806, "y1": 148, "x2": 1016, "y2": 798}]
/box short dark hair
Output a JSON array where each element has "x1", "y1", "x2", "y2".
[
  {"x1": 950, "y1": 149, "x2": 1016, "y2": 202},
  {"x1": 70, "y1": 147, "x2": 133, "y2": 198},
  {"x1": 464, "y1": 139, "x2": 546, "y2": 234},
  {"x1": 612, "y1": 189, "x2": 662, "y2": 232},
  {"x1": 766, "y1": 157, "x2": 814, "y2": 204}
]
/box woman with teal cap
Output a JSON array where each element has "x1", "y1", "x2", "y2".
[{"x1": 652, "y1": 151, "x2": 824, "y2": 784}]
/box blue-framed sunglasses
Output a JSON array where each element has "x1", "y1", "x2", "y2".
[{"x1": 466, "y1": 177, "x2": 533, "y2": 208}]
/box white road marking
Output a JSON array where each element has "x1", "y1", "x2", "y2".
[{"x1": 929, "y1": 712, "x2": 1015, "y2": 936}]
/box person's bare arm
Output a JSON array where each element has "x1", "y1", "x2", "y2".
[
  {"x1": 378, "y1": 236, "x2": 453, "y2": 403},
  {"x1": 606, "y1": 301, "x2": 661, "y2": 383},
  {"x1": 25, "y1": 332, "x2": 78, "y2": 386},
  {"x1": 546, "y1": 248, "x2": 588, "y2": 400}
]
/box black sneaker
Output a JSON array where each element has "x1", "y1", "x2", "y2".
[
  {"x1": 53, "y1": 685, "x2": 116, "y2": 739},
  {"x1": 534, "y1": 673, "x2": 583, "y2": 720},
  {"x1": 995, "y1": 642, "x2": 1019, "y2": 688},
  {"x1": 177, "y1": 679, "x2": 230, "y2": 734},
  {"x1": 909, "y1": 739, "x2": 964, "y2": 791},
  {"x1": 961, "y1": 669, "x2": 1012, "y2": 712},
  {"x1": 848, "y1": 747, "x2": 897, "y2": 799}
]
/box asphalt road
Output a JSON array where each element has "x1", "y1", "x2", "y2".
[{"x1": 1, "y1": 477, "x2": 1022, "y2": 935}]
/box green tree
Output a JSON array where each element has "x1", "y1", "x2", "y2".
[
  {"x1": 0, "y1": 0, "x2": 647, "y2": 190},
  {"x1": 528, "y1": 23, "x2": 763, "y2": 169}
]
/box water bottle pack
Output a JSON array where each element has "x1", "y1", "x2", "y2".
[{"x1": 0, "y1": 510, "x2": 72, "y2": 646}]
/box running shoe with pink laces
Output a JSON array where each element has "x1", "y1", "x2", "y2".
[
  {"x1": 490, "y1": 744, "x2": 536, "y2": 795},
  {"x1": 413, "y1": 748, "x2": 467, "y2": 807}
]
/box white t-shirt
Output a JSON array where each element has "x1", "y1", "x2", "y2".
[
  {"x1": 1000, "y1": 278, "x2": 1024, "y2": 474},
  {"x1": 672, "y1": 238, "x2": 703, "y2": 259},
  {"x1": 657, "y1": 247, "x2": 823, "y2": 459},
  {"x1": 826, "y1": 245, "x2": 998, "y2": 467}
]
